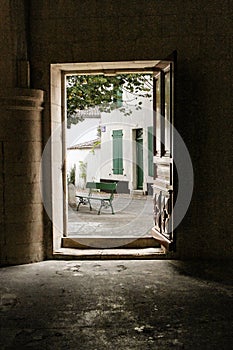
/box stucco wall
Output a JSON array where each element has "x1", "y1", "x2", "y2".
[
  {"x1": 67, "y1": 148, "x2": 100, "y2": 188},
  {"x1": 100, "y1": 107, "x2": 153, "y2": 192}
]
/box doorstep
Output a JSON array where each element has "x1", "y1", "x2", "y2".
[
  {"x1": 53, "y1": 247, "x2": 166, "y2": 260},
  {"x1": 62, "y1": 236, "x2": 161, "y2": 249}
]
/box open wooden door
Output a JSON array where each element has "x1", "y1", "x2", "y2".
[{"x1": 151, "y1": 52, "x2": 176, "y2": 251}]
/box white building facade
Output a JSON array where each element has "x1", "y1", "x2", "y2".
[
  {"x1": 99, "y1": 98, "x2": 154, "y2": 194},
  {"x1": 66, "y1": 76, "x2": 154, "y2": 194}
]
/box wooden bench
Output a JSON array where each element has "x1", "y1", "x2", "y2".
[{"x1": 75, "y1": 182, "x2": 117, "y2": 215}]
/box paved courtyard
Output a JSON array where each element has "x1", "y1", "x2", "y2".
[{"x1": 68, "y1": 194, "x2": 154, "y2": 239}]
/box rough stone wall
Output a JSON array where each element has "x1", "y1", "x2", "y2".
[
  {"x1": 0, "y1": 89, "x2": 45, "y2": 265},
  {"x1": 1, "y1": 0, "x2": 232, "y2": 263},
  {"x1": 29, "y1": 0, "x2": 232, "y2": 260},
  {"x1": 0, "y1": 1, "x2": 45, "y2": 265}
]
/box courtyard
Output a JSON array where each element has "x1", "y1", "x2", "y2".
[{"x1": 68, "y1": 194, "x2": 154, "y2": 240}]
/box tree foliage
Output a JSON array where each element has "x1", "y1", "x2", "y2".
[
  {"x1": 66, "y1": 74, "x2": 152, "y2": 128},
  {"x1": 67, "y1": 164, "x2": 76, "y2": 185}
]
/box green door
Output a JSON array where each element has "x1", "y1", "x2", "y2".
[
  {"x1": 136, "y1": 130, "x2": 143, "y2": 189},
  {"x1": 112, "y1": 130, "x2": 123, "y2": 175}
]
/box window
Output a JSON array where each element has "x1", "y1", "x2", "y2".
[
  {"x1": 113, "y1": 89, "x2": 123, "y2": 108},
  {"x1": 148, "y1": 126, "x2": 154, "y2": 177},
  {"x1": 112, "y1": 129, "x2": 123, "y2": 175}
]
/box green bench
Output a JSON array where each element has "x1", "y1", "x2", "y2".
[{"x1": 75, "y1": 182, "x2": 117, "y2": 215}]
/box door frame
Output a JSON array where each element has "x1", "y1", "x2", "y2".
[{"x1": 49, "y1": 59, "x2": 175, "y2": 255}]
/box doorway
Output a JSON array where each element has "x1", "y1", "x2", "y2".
[
  {"x1": 65, "y1": 71, "x2": 156, "y2": 250},
  {"x1": 49, "y1": 59, "x2": 175, "y2": 257}
]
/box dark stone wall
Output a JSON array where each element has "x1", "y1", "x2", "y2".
[
  {"x1": 0, "y1": 1, "x2": 45, "y2": 266},
  {"x1": 28, "y1": 0, "x2": 233, "y2": 259}
]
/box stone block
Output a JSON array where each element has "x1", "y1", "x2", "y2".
[
  {"x1": 4, "y1": 242, "x2": 44, "y2": 265},
  {"x1": 5, "y1": 169, "x2": 41, "y2": 184},
  {"x1": 4, "y1": 161, "x2": 40, "y2": 178},
  {"x1": 68, "y1": 183, "x2": 76, "y2": 205},
  {"x1": 5, "y1": 203, "x2": 43, "y2": 224},
  {"x1": 6, "y1": 221, "x2": 44, "y2": 245},
  {"x1": 5, "y1": 184, "x2": 42, "y2": 205},
  {"x1": 0, "y1": 119, "x2": 42, "y2": 142},
  {"x1": 4, "y1": 141, "x2": 42, "y2": 164},
  {"x1": 51, "y1": 103, "x2": 62, "y2": 123}
]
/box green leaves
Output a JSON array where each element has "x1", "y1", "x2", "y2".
[{"x1": 66, "y1": 74, "x2": 152, "y2": 128}]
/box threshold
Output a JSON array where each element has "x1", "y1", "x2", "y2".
[{"x1": 53, "y1": 247, "x2": 166, "y2": 260}]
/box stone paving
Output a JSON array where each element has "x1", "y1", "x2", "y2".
[{"x1": 68, "y1": 194, "x2": 154, "y2": 239}]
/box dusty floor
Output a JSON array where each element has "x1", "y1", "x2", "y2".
[{"x1": 0, "y1": 260, "x2": 232, "y2": 349}]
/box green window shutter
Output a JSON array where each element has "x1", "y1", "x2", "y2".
[
  {"x1": 113, "y1": 89, "x2": 123, "y2": 108},
  {"x1": 116, "y1": 89, "x2": 123, "y2": 108},
  {"x1": 148, "y1": 126, "x2": 154, "y2": 177},
  {"x1": 112, "y1": 130, "x2": 123, "y2": 175}
]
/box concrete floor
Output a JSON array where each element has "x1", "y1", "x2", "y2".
[{"x1": 0, "y1": 260, "x2": 232, "y2": 349}]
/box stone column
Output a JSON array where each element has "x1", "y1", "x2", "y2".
[
  {"x1": 0, "y1": 1, "x2": 46, "y2": 265},
  {"x1": 0, "y1": 89, "x2": 44, "y2": 265}
]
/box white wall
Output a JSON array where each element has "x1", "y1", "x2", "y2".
[
  {"x1": 66, "y1": 79, "x2": 153, "y2": 192},
  {"x1": 66, "y1": 117, "x2": 101, "y2": 188},
  {"x1": 67, "y1": 148, "x2": 100, "y2": 189},
  {"x1": 100, "y1": 97, "x2": 153, "y2": 192},
  {"x1": 66, "y1": 117, "x2": 100, "y2": 148}
]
